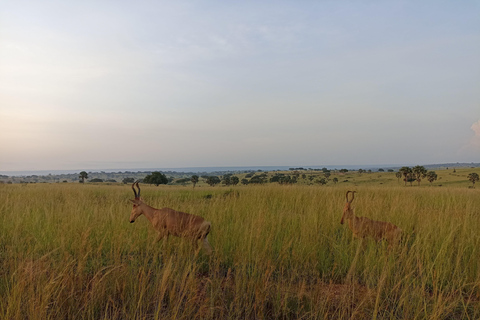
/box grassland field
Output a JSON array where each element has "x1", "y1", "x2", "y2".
[{"x1": 0, "y1": 167, "x2": 479, "y2": 319}]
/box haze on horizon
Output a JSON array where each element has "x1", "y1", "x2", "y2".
[{"x1": 1, "y1": 1, "x2": 479, "y2": 172}]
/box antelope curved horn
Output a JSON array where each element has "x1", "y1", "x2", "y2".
[
  {"x1": 346, "y1": 190, "x2": 356, "y2": 203},
  {"x1": 132, "y1": 181, "x2": 138, "y2": 198},
  {"x1": 135, "y1": 181, "x2": 141, "y2": 198},
  {"x1": 346, "y1": 191, "x2": 350, "y2": 202}
]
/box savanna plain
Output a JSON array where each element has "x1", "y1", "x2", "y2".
[{"x1": 1, "y1": 168, "x2": 480, "y2": 319}]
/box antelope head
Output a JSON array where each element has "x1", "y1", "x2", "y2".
[
  {"x1": 340, "y1": 191, "x2": 356, "y2": 224},
  {"x1": 129, "y1": 181, "x2": 144, "y2": 223}
]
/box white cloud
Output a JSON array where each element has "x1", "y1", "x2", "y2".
[
  {"x1": 456, "y1": 120, "x2": 480, "y2": 160},
  {"x1": 470, "y1": 120, "x2": 480, "y2": 149},
  {"x1": 472, "y1": 120, "x2": 480, "y2": 137}
]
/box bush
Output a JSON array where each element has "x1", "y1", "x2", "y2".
[{"x1": 144, "y1": 172, "x2": 168, "y2": 186}]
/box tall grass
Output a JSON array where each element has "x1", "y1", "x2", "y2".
[{"x1": 0, "y1": 183, "x2": 479, "y2": 319}]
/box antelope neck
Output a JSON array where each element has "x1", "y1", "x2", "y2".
[{"x1": 140, "y1": 203, "x2": 157, "y2": 223}]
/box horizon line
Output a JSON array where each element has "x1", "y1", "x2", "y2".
[{"x1": 2, "y1": 162, "x2": 479, "y2": 177}]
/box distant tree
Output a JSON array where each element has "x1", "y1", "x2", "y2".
[
  {"x1": 206, "y1": 176, "x2": 221, "y2": 186},
  {"x1": 332, "y1": 177, "x2": 339, "y2": 184},
  {"x1": 272, "y1": 173, "x2": 301, "y2": 185},
  {"x1": 378, "y1": 168, "x2": 385, "y2": 172},
  {"x1": 222, "y1": 175, "x2": 232, "y2": 186},
  {"x1": 241, "y1": 178, "x2": 249, "y2": 185},
  {"x1": 339, "y1": 169, "x2": 349, "y2": 173},
  {"x1": 249, "y1": 175, "x2": 267, "y2": 184},
  {"x1": 90, "y1": 178, "x2": 104, "y2": 183},
  {"x1": 317, "y1": 178, "x2": 328, "y2": 185},
  {"x1": 270, "y1": 174, "x2": 282, "y2": 183},
  {"x1": 399, "y1": 167, "x2": 412, "y2": 186},
  {"x1": 190, "y1": 175, "x2": 199, "y2": 188},
  {"x1": 277, "y1": 175, "x2": 297, "y2": 185},
  {"x1": 231, "y1": 176, "x2": 239, "y2": 186},
  {"x1": 388, "y1": 169, "x2": 394, "y2": 172},
  {"x1": 412, "y1": 165, "x2": 427, "y2": 186},
  {"x1": 144, "y1": 171, "x2": 168, "y2": 186},
  {"x1": 426, "y1": 171, "x2": 438, "y2": 185},
  {"x1": 79, "y1": 171, "x2": 88, "y2": 183},
  {"x1": 358, "y1": 169, "x2": 365, "y2": 174},
  {"x1": 467, "y1": 173, "x2": 479, "y2": 188},
  {"x1": 122, "y1": 177, "x2": 135, "y2": 184},
  {"x1": 105, "y1": 179, "x2": 117, "y2": 183},
  {"x1": 324, "y1": 171, "x2": 331, "y2": 179}
]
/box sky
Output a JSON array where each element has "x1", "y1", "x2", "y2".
[{"x1": 1, "y1": 1, "x2": 479, "y2": 172}]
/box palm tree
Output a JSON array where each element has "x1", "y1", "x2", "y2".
[
  {"x1": 395, "y1": 171, "x2": 402, "y2": 184},
  {"x1": 467, "y1": 173, "x2": 479, "y2": 188},
  {"x1": 399, "y1": 167, "x2": 412, "y2": 186},
  {"x1": 79, "y1": 171, "x2": 88, "y2": 183},
  {"x1": 190, "y1": 175, "x2": 199, "y2": 188},
  {"x1": 426, "y1": 171, "x2": 438, "y2": 185},
  {"x1": 412, "y1": 165, "x2": 427, "y2": 186}
]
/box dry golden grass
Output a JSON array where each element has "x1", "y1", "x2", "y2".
[{"x1": 0, "y1": 181, "x2": 479, "y2": 319}]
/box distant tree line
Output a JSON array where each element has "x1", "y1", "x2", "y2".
[{"x1": 3, "y1": 167, "x2": 479, "y2": 188}]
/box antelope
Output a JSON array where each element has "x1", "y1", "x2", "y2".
[
  {"x1": 341, "y1": 191, "x2": 402, "y2": 248},
  {"x1": 129, "y1": 182, "x2": 213, "y2": 255}
]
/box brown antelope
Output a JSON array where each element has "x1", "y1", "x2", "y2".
[
  {"x1": 341, "y1": 191, "x2": 402, "y2": 248},
  {"x1": 129, "y1": 182, "x2": 213, "y2": 255}
]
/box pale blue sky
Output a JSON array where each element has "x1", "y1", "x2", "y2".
[{"x1": 1, "y1": 1, "x2": 479, "y2": 171}]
